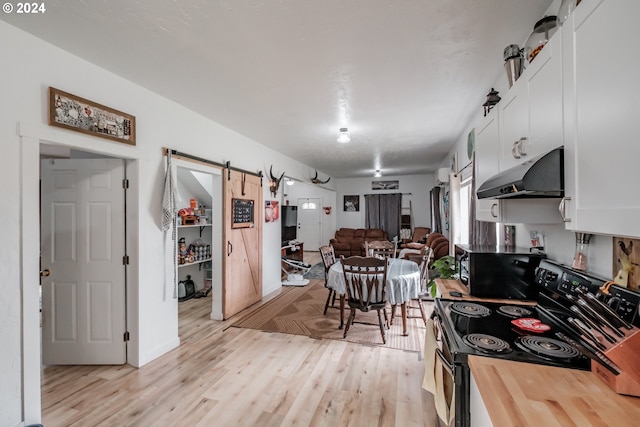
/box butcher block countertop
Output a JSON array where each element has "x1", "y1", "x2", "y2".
[{"x1": 469, "y1": 356, "x2": 640, "y2": 427}]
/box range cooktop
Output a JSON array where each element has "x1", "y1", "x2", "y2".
[{"x1": 436, "y1": 299, "x2": 591, "y2": 370}]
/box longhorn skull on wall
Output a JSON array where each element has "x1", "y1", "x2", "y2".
[
  {"x1": 311, "y1": 170, "x2": 331, "y2": 184},
  {"x1": 269, "y1": 165, "x2": 285, "y2": 198}
]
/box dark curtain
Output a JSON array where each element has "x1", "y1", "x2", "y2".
[
  {"x1": 430, "y1": 187, "x2": 442, "y2": 234},
  {"x1": 470, "y1": 154, "x2": 496, "y2": 245},
  {"x1": 364, "y1": 193, "x2": 402, "y2": 239}
]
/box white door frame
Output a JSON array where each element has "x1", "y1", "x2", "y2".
[{"x1": 18, "y1": 123, "x2": 139, "y2": 422}]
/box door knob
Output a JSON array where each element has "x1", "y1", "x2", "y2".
[{"x1": 40, "y1": 269, "x2": 51, "y2": 277}]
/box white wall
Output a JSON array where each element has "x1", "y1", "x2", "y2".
[
  {"x1": 335, "y1": 174, "x2": 433, "y2": 236},
  {"x1": 0, "y1": 20, "x2": 336, "y2": 425},
  {"x1": 281, "y1": 180, "x2": 336, "y2": 249}
]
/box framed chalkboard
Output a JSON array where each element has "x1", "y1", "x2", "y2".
[{"x1": 232, "y1": 198, "x2": 255, "y2": 228}]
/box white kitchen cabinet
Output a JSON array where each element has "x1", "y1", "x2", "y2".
[
  {"x1": 499, "y1": 29, "x2": 564, "y2": 172},
  {"x1": 475, "y1": 108, "x2": 563, "y2": 224},
  {"x1": 475, "y1": 110, "x2": 503, "y2": 222},
  {"x1": 561, "y1": 0, "x2": 640, "y2": 238}
]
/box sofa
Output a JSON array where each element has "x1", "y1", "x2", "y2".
[{"x1": 330, "y1": 228, "x2": 388, "y2": 258}]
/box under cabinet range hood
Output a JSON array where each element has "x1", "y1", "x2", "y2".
[{"x1": 477, "y1": 147, "x2": 564, "y2": 199}]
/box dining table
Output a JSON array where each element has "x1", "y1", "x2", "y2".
[{"x1": 326, "y1": 257, "x2": 422, "y2": 336}]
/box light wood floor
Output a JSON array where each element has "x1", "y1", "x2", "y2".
[{"x1": 41, "y1": 251, "x2": 438, "y2": 427}]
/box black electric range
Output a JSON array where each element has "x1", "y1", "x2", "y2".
[{"x1": 435, "y1": 299, "x2": 591, "y2": 371}]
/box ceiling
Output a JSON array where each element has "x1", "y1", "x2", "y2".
[{"x1": 2, "y1": 0, "x2": 553, "y2": 178}]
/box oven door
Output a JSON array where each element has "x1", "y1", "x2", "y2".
[{"x1": 432, "y1": 313, "x2": 470, "y2": 427}]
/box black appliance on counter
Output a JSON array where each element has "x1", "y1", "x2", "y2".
[
  {"x1": 433, "y1": 258, "x2": 640, "y2": 427},
  {"x1": 455, "y1": 244, "x2": 545, "y2": 300}
]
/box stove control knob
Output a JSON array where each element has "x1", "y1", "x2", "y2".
[{"x1": 607, "y1": 296, "x2": 621, "y2": 311}]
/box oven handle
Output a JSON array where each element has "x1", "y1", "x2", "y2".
[
  {"x1": 432, "y1": 314, "x2": 455, "y2": 377},
  {"x1": 435, "y1": 348, "x2": 454, "y2": 377}
]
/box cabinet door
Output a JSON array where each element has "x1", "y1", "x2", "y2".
[
  {"x1": 527, "y1": 32, "x2": 564, "y2": 158},
  {"x1": 475, "y1": 111, "x2": 502, "y2": 222},
  {"x1": 499, "y1": 75, "x2": 529, "y2": 171},
  {"x1": 499, "y1": 31, "x2": 563, "y2": 172},
  {"x1": 562, "y1": 0, "x2": 640, "y2": 237}
]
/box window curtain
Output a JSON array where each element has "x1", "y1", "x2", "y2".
[
  {"x1": 430, "y1": 187, "x2": 442, "y2": 234},
  {"x1": 364, "y1": 193, "x2": 402, "y2": 240},
  {"x1": 469, "y1": 154, "x2": 496, "y2": 246}
]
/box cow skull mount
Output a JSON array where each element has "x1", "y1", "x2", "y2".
[
  {"x1": 311, "y1": 170, "x2": 331, "y2": 184},
  {"x1": 269, "y1": 165, "x2": 285, "y2": 197}
]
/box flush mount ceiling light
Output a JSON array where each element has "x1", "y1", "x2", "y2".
[
  {"x1": 374, "y1": 170, "x2": 382, "y2": 178},
  {"x1": 337, "y1": 127, "x2": 350, "y2": 143},
  {"x1": 285, "y1": 178, "x2": 295, "y2": 186}
]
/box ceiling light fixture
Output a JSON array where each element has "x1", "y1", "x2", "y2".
[
  {"x1": 337, "y1": 127, "x2": 350, "y2": 144},
  {"x1": 286, "y1": 178, "x2": 295, "y2": 186},
  {"x1": 374, "y1": 170, "x2": 382, "y2": 178}
]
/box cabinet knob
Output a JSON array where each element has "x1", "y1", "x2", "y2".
[
  {"x1": 517, "y1": 137, "x2": 528, "y2": 157},
  {"x1": 491, "y1": 203, "x2": 499, "y2": 218},
  {"x1": 559, "y1": 197, "x2": 572, "y2": 222},
  {"x1": 512, "y1": 141, "x2": 521, "y2": 159}
]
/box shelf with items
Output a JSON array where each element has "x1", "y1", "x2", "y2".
[
  {"x1": 177, "y1": 235, "x2": 212, "y2": 267},
  {"x1": 178, "y1": 257, "x2": 212, "y2": 268}
]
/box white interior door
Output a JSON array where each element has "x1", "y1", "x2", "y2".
[
  {"x1": 297, "y1": 198, "x2": 320, "y2": 251},
  {"x1": 41, "y1": 158, "x2": 127, "y2": 365}
]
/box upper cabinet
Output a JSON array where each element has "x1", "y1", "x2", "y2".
[
  {"x1": 499, "y1": 30, "x2": 564, "y2": 171},
  {"x1": 561, "y1": 0, "x2": 640, "y2": 238},
  {"x1": 473, "y1": 0, "x2": 640, "y2": 237}
]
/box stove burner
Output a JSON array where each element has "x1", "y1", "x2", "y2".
[
  {"x1": 463, "y1": 334, "x2": 512, "y2": 354},
  {"x1": 498, "y1": 305, "x2": 533, "y2": 318},
  {"x1": 450, "y1": 302, "x2": 491, "y2": 318},
  {"x1": 516, "y1": 336, "x2": 580, "y2": 361}
]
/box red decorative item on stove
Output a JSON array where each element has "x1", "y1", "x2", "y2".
[{"x1": 511, "y1": 318, "x2": 551, "y2": 333}]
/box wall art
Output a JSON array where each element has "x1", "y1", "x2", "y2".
[
  {"x1": 49, "y1": 87, "x2": 136, "y2": 145},
  {"x1": 371, "y1": 180, "x2": 399, "y2": 190},
  {"x1": 343, "y1": 195, "x2": 359, "y2": 212}
]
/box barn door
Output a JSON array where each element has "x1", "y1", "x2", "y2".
[{"x1": 223, "y1": 169, "x2": 263, "y2": 318}]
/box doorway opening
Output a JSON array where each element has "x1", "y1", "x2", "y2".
[
  {"x1": 39, "y1": 143, "x2": 131, "y2": 366},
  {"x1": 172, "y1": 161, "x2": 223, "y2": 334}
]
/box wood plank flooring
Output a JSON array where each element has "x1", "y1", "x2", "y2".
[{"x1": 41, "y1": 251, "x2": 438, "y2": 427}]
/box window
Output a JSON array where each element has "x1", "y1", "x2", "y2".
[{"x1": 301, "y1": 201, "x2": 317, "y2": 210}]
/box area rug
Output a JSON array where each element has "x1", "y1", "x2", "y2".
[
  {"x1": 232, "y1": 280, "x2": 425, "y2": 352},
  {"x1": 303, "y1": 262, "x2": 326, "y2": 279}
]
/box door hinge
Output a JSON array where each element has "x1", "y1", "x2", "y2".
[
  {"x1": 122, "y1": 179, "x2": 129, "y2": 189},
  {"x1": 124, "y1": 331, "x2": 130, "y2": 342},
  {"x1": 123, "y1": 255, "x2": 130, "y2": 265}
]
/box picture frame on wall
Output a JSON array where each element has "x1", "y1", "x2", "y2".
[
  {"x1": 371, "y1": 180, "x2": 399, "y2": 190},
  {"x1": 344, "y1": 195, "x2": 359, "y2": 212},
  {"x1": 48, "y1": 86, "x2": 136, "y2": 145}
]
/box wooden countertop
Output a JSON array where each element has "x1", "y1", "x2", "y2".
[
  {"x1": 469, "y1": 355, "x2": 640, "y2": 427},
  {"x1": 434, "y1": 278, "x2": 536, "y2": 305}
]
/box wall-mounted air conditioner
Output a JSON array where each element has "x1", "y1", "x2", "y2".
[{"x1": 436, "y1": 168, "x2": 450, "y2": 185}]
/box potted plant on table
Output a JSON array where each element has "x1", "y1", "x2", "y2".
[{"x1": 426, "y1": 255, "x2": 458, "y2": 298}]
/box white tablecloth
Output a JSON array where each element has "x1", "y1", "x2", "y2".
[{"x1": 327, "y1": 258, "x2": 421, "y2": 305}]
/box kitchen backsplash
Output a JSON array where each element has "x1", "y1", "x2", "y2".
[{"x1": 515, "y1": 223, "x2": 613, "y2": 280}]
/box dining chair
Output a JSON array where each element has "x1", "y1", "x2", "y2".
[
  {"x1": 340, "y1": 256, "x2": 389, "y2": 344},
  {"x1": 319, "y1": 244, "x2": 338, "y2": 315},
  {"x1": 365, "y1": 240, "x2": 397, "y2": 259}
]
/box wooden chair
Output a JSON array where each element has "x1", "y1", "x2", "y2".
[
  {"x1": 340, "y1": 256, "x2": 389, "y2": 344},
  {"x1": 319, "y1": 244, "x2": 338, "y2": 315},
  {"x1": 365, "y1": 240, "x2": 397, "y2": 259}
]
